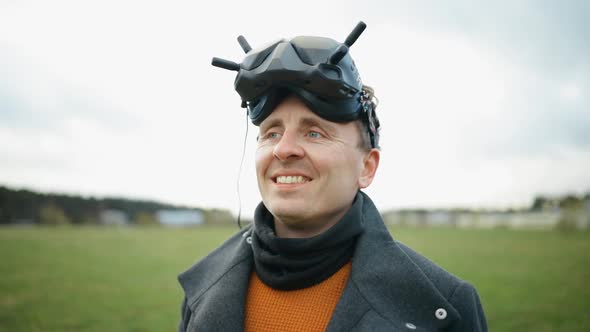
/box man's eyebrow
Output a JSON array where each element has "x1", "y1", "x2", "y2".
[
  {"x1": 260, "y1": 118, "x2": 283, "y2": 133},
  {"x1": 300, "y1": 117, "x2": 337, "y2": 134}
]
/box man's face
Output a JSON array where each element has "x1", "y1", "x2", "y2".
[{"x1": 255, "y1": 95, "x2": 379, "y2": 237}]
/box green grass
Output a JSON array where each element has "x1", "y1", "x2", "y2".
[{"x1": 1, "y1": 226, "x2": 589, "y2": 331}]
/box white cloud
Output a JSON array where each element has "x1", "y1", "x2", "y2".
[{"x1": 560, "y1": 83, "x2": 582, "y2": 102}]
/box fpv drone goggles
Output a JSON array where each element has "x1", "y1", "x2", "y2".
[{"x1": 212, "y1": 21, "x2": 380, "y2": 148}]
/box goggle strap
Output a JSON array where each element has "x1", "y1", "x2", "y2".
[{"x1": 360, "y1": 90, "x2": 379, "y2": 148}]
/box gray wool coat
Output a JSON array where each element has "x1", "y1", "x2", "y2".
[{"x1": 177, "y1": 193, "x2": 487, "y2": 331}]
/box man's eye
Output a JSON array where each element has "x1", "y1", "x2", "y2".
[
  {"x1": 307, "y1": 131, "x2": 323, "y2": 138},
  {"x1": 265, "y1": 132, "x2": 281, "y2": 139}
]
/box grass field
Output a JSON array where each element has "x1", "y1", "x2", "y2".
[{"x1": 1, "y1": 226, "x2": 589, "y2": 332}]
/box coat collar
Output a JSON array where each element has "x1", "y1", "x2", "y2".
[
  {"x1": 327, "y1": 192, "x2": 461, "y2": 331},
  {"x1": 178, "y1": 192, "x2": 460, "y2": 331},
  {"x1": 177, "y1": 228, "x2": 254, "y2": 331}
]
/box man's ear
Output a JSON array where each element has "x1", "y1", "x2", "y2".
[{"x1": 358, "y1": 149, "x2": 380, "y2": 189}]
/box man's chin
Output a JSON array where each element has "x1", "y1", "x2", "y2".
[
  {"x1": 271, "y1": 206, "x2": 307, "y2": 217},
  {"x1": 266, "y1": 202, "x2": 309, "y2": 222}
]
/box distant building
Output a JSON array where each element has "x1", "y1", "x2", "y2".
[
  {"x1": 100, "y1": 209, "x2": 129, "y2": 226},
  {"x1": 427, "y1": 211, "x2": 455, "y2": 227},
  {"x1": 508, "y1": 211, "x2": 560, "y2": 229},
  {"x1": 472, "y1": 212, "x2": 510, "y2": 229},
  {"x1": 384, "y1": 209, "x2": 562, "y2": 230},
  {"x1": 204, "y1": 208, "x2": 235, "y2": 225},
  {"x1": 156, "y1": 209, "x2": 204, "y2": 227}
]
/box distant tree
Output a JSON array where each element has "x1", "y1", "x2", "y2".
[
  {"x1": 80, "y1": 215, "x2": 100, "y2": 225},
  {"x1": 39, "y1": 203, "x2": 71, "y2": 225},
  {"x1": 531, "y1": 196, "x2": 547, "y2": 211},
  {"x1": 556, "y1": 195, "x2": 584, "y2": 231},
  {"x1": 0, "y1": 186, "x2": 39, "y2": 223},
  {"x1": 560, "y1": 195, "x2": 583, "y2": 209},
  {"x1": 134, "y1": 212, "x2": 159, "y2": 226},
  {"x1": 204, "y1": 209, "x2": 234, "y2": 225}
]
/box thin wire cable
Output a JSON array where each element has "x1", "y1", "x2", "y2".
[{"x1": 236, "y1": 113, "x2": 249, "y2": 229}]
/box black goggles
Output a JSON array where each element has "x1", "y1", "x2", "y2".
[{"x1": 212, "y1": 22, "x2": 369, "y2": 126}]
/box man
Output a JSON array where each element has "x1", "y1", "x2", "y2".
[{"x1": 178, "y1": 22, "x2": 487, "y2": 331}]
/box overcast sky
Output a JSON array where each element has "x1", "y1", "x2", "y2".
[{"x1": 1, "y1": 0, "x2": 588, "y2": 216}]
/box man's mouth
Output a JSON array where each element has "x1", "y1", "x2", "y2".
[{"x1": 274, "y1": 175, "x2": 311, "y2": 184}]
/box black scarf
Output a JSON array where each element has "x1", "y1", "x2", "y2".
[{"x1": 250, "y1": 192, "x2": 365, "y2": 291}]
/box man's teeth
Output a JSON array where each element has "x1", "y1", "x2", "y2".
[{"x1": 276, "y1": 176, "x2": 308, "y2": 184}]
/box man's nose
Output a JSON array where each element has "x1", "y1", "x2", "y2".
[{"x1": 273, "y1": 130, "x2": 305, "y2": 161}]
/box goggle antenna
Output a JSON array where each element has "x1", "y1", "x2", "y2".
[
  {"x1": 345, "y1": 21, "x2": 367, "y2": 47},
  {"x1": 211, "y1": 57, "x2": 240, "y2": 71},
  {"x1": 237, "y1": 35, "x2": 252, "y2": 53},
  {"x1": 329, "y1": 21, "x2": 367, "y2": 65}
]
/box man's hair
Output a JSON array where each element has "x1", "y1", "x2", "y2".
[{"x1": 356, "y1": 85, "x2": 380, "y2": 152}]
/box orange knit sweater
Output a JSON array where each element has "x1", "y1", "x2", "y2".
[{"x1": 244, "y1": 262, "x2": 352, "y2": 332}]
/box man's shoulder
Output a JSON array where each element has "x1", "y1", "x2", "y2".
[
  {"x1": 349, "y1": 225, "x2": 487, "y2": 331},
  {"x1": 354, "y1": 230, "x2": 470, "y2": 303},
  {"x1": 353, "y1": 199, "x2": 469, "y2": 301},
  {"x1": 394, "y1": 240, "x2": 467, "y2": 298},
  {"x1": 177, "y1": 225, "x2": 253, "y2": 304},
  {"x1": 180, "y1": 226, "x2": 251, "y2": 271}
]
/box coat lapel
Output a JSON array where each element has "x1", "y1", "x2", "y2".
[{"x1": 178, "y1": 227, "x2": 254, "y2": 332}]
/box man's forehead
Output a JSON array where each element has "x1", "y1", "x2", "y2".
[
  {"x1": 259, "y1": 108, "x2": 340, "y2": 133},
  {"x1": 261, "y1": 114, "x2": 330, "y2": 126}
]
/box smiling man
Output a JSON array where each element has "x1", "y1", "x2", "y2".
[
  {"x1": 178, "y1": 22, "x2": 487, "y2": 332},
  {"x1": 255, "y1": 95, "x2": 379, "y2": 239}
]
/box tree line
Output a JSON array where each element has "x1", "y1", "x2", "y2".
[{"x1": 0, "y1": 185, "x2": 206, "y2": 225}]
